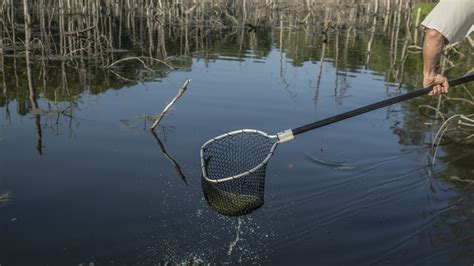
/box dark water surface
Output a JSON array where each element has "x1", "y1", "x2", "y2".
[{"x1": 1, "y1": 27, "x2": 473, "y2": 265}]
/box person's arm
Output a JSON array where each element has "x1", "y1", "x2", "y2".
[{"x1": 422, "y1": 28, "x2": 449, "y2": 96}]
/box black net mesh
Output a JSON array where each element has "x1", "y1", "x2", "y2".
[
  {"x1": 202, "y1": 131, "x2": 276, "y2": 181},
  {"x1": 201, "y1": 131, "x2": 277, "y2": 216},
  {"x1": 202, "y1": 175, "x2": 265, "y2": 217}
]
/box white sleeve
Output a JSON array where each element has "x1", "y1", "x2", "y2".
[{"x1": 421, "y1": 0, "x2": 474, "y2": 43}]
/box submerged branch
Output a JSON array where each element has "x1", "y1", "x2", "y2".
[
  {"x1": 418, "y1": 104, "x2": 446, "y2": 121},
  {"x1": 107, "y1": 56, "x2": 175, "y2": 71}
]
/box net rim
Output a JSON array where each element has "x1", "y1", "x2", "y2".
[{"x1": 200, "y1": 129, "x2": 279, "y2": 183}]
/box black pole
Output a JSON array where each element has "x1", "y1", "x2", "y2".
[{"x1": 291, "y1": 74, "x2": 474, "y2": 136}]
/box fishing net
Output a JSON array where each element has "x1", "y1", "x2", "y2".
[
  {"x1": 202, "y1": 174, "x2": 265, "y2": 217},
  {"x1": 200, "y1": 130, "x2": 279, "y2": 216}
]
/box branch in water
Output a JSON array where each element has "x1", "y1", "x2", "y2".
[{"x1": 150, "y1": 79, "x2": 191, "y2": 131}]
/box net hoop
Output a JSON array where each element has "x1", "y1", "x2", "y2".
[{"x1": 200, "y1": 129, "x2": 279, "y2": 183}]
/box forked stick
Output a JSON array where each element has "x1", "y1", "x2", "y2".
[{"x1": 150, "y1": 79, "x2": 191, "y2": 131}]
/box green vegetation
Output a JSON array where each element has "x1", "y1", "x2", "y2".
[{"x1": 412, "y1": 2, "x2": 435, "y2": 24}]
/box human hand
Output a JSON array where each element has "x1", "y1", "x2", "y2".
[{"x1": 424, "y1": 74, "x2": 449, "y2": 96}]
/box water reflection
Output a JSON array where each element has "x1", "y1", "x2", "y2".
[
  {"x1": 0, "y1": 0, "x2": 473, "y2": 264},
  {"x1": 151, "y1": 130, "x2": 187, "y2": 186}
]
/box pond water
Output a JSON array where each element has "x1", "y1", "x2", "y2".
[{"x1": 0, "y1": 26, "x2": 473, "y2": 265}]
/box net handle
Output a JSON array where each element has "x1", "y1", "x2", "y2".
[{"x1": 291, "y1": 74, "x2": 474, "y2": 136}]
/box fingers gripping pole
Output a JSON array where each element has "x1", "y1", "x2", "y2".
[{"x1": 277, "y1": 129, "x2": 294, "y2": 143}]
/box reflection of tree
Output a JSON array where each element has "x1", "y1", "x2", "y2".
[
  {"x1": 151, "y1": 130, "x2": 188, "y2": 186},
  {"x1": 1, "y1": 1, "x2": 471, "y2": 152},
  {"x1": 386, "y1": 3, "x2": 473, "y2": 260},
  {"x1": 391, "y1": 55, "x2": 473, "y2": 266},
  {"x1": 425, "y1": 148, "x2": 474, "y2": 264},
  {"x1": 3, "y1": 0, "x2": 467, "y2": 119},
  {"x1": 395, "y1": 46, "x2": 473, "y2": 148},
  {"x1": 23, "y1": 0, "x2": 42, "y2": 155},
  {"x1": 440, "y1": 145, "x2": 474, "y2": 182}
]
